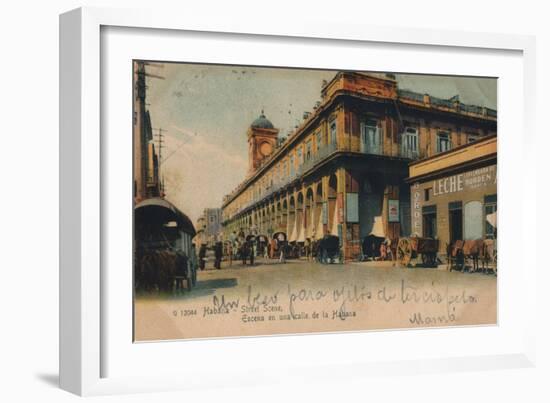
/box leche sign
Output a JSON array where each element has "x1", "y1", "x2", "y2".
[{"x1": 433, "y1": 165, "x2": 496, "y2": 196}]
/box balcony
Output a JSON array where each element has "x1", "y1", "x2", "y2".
[
  {"x1": 400, "y1": 148, "x2": 420, "y2": 160},
  {"x1": 298, "y1": 142, "x2": 337, "y2": 175},
  {"x1": 360, "y1": 142, "x2": 383, "y2": 156},
  {"x1": 231, "y1": 141, "x2": 417, "y2": 218}
]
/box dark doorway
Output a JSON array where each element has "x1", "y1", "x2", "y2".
[
  {"x1": 422, "y1": 205, "x2": 437, "y2": 238},
  {"x1": 449, "y1": 201, "x2": 463, "y2": 243}
]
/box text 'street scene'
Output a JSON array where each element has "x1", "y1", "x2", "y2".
[{"x1": 133, "y1": 62, "x2": 497, "y2": 341}]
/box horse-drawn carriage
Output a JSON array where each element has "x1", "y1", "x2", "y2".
[
  {"x1": 134, "y1": 197, "x2": 197, "y2": 294},
  {"x1": 317, "y1": 235, "x2": 343, "y2": 264},
  {"x1": 135, "y1": 247, "x2": 196, "y2": 293},
  {"x1": 447, "y1": 239, "x2": 497, "y2": 274},
  {"x1": 361, "y1": 234, "x2": 386, "y2": 261},
  {"x1": 268, "y1": 232, "x2": 287, "y2": 259},
  {"x1": 396, "y1": 236, "x2": 439, "y2": 267}
]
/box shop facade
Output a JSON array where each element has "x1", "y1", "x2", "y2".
[{"x1": 407, "y1": 135, "x2": 497, "y2": 257}]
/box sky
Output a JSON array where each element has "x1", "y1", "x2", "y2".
[{"x1": 143, "y1": 62, "x2": 497, "y2": 224}]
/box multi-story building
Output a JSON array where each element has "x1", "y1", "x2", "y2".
[
  {"x1": 194, "y1": 208, "x2": 223, "y2": 245},
  {"x1": 221, "y1": 72, "x2": 497, "y2": 260},
  {"x1": 204, "y1": 208, "x2": 223, "y2": 242},
  {"x1": 194, "y1": 215, "x2": 207, "y2": 245},
  {"x1": 133, "y1": 61, "x2": 162, "y2": 203}
]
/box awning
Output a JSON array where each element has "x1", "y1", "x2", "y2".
[
  {"x1": 135, "y1": 197, "x2": 196, "y2": 236},
  {"x1": 296, "y1": 211, "x2": 305, "y2": 242},
  {"x1": 307, "y1": 208, "x2": 315, "y2": 239},
  {"x1": 486, "y1": 211, "x2": 497, "y2": 228},
  {"x1": 289, "y1": 217, "x2": 297, "y2": 242},
  {"x1": 369, "y1": 216, "x2": 385, "y2": 238},
  {"x1": 331, "y1": 202, "x2": 339, "y2": 236},
  {"x1": 315, "y1": 209, "x2": 324, "y2": 240}
]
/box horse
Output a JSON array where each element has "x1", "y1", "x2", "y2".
[
  {"x1": 135, "y1": 249, "x2": 190, "y2": 293},
  {"x1": 462, "y1": 239, "x2": 485, "y2": 273},
  {"x1": 480, "y1": 239, "x2": 497, "y2": 274},
  {"x1": 446, "y1": 240, "x2": 464, "y2": 272}
]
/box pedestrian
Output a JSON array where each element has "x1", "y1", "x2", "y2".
[
  {"x1": 269, "y1": 238, "x2": 276, "y2": 259},
  {"x1": 385, "y1": 238, "x2": 395, "y2": 263},
  {"x1": 379, "y1": 241, "x2": 387, "y2": 261},
  {"x1": 198, "y1": 243, "x2": 206, "y2": 270},
  {"x1": 241, "y1": 242, "x2": 248, "y2": 265},
  {"x1": 248, "y1": 240, "x2": 255, "y2": 265},
  {"x1": 252, "y1": 241, "x2": 257, "y2": 261},
  {"x1": 279, "y1": 240, "x2": 286, "y2": 264},
  {"x1": 189, "y1": 244, "x2": 198, "y2": 286},
  {"x1": 227, "y1": 242, "x2": 233, "y2": 267},
  {"x1": 214, "y1": 241, "x2": 223, "y2": 270}
]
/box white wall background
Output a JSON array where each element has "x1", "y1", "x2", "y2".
[{"x1": 0, "y1": 1, "x2": 547, "y2": 402}]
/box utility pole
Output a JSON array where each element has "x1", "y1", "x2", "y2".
[
  {"x1": 133, "y1": 61, "x2": 165, "y2": 202},
  {"x1": 154, "y1": 128, "x2": 165, "y2": 197},
  {"x1": 154, "y1": 128, "x2": 164, "y2": 171}
]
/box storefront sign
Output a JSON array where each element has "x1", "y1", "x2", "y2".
[
  {"x1": 388, "y1": 199, "x2": 399, "y2": 223},
  {"x1": 432, "y1": 165, "x2": 496, "y2": 197},
  {"x1": 322, "y1": 201, "x2": 328, "y2": 225},
  {"x1": 411, "y1": 183, "x2": 422, "y2": 234}
]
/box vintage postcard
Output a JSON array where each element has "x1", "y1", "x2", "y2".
[{"x1": 133, "y1": 61, "x2": 497, "y2": 341}]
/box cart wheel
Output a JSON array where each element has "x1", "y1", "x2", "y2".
[{"x1": 397, "y1": 238, "x2": 412, "y2": 267}]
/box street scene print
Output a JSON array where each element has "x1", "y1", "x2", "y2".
[{"x1": 133, "y1": 61, "x2": 497, "y2": 341}]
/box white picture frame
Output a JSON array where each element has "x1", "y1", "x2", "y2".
[{"x1": 60, "y1": 7, "x2": 537, "y2": 396}]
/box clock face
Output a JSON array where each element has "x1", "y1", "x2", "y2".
[{"x1": 259, "y1": 141, "x2": 272, "y2": 157}]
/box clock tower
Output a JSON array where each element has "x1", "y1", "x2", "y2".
[{"x1": 247, "y1": 111, "x2": 279, "y2": 175}]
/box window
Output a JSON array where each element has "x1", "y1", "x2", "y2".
[
  {"x1": 437, "y1": 131, "x2": 452, "y2": 153},
  {"x1": 306, "y1": 140, "x2": 312, "y2": 161},
  {"x1": 448, "y1": 201, "x2": 463, "y2": 243},
  {"x1": 402, "y1": 127, "x2": 419, "y2": 158},
  {"x1": 289, "y1": 154, "x2": 295, "y2": 176},
  {"x1": 424, "y1": 188, "x2": 431, "y2": 202},
  {"x1": 329, "y1": 119, "x2": 337, "y2": 145},
  {"x1": 484, "y1": 194, "x2": 497, "y2": 239},
  {"x1": 316, "y1": 131, "x2": 322, "y2": 151},
  {"x1": 361, "y1": 118, "x2": 381, "y2": 154},
  {"x1": 297, "y1": 147, "x2": 303, "y2": 165}
]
